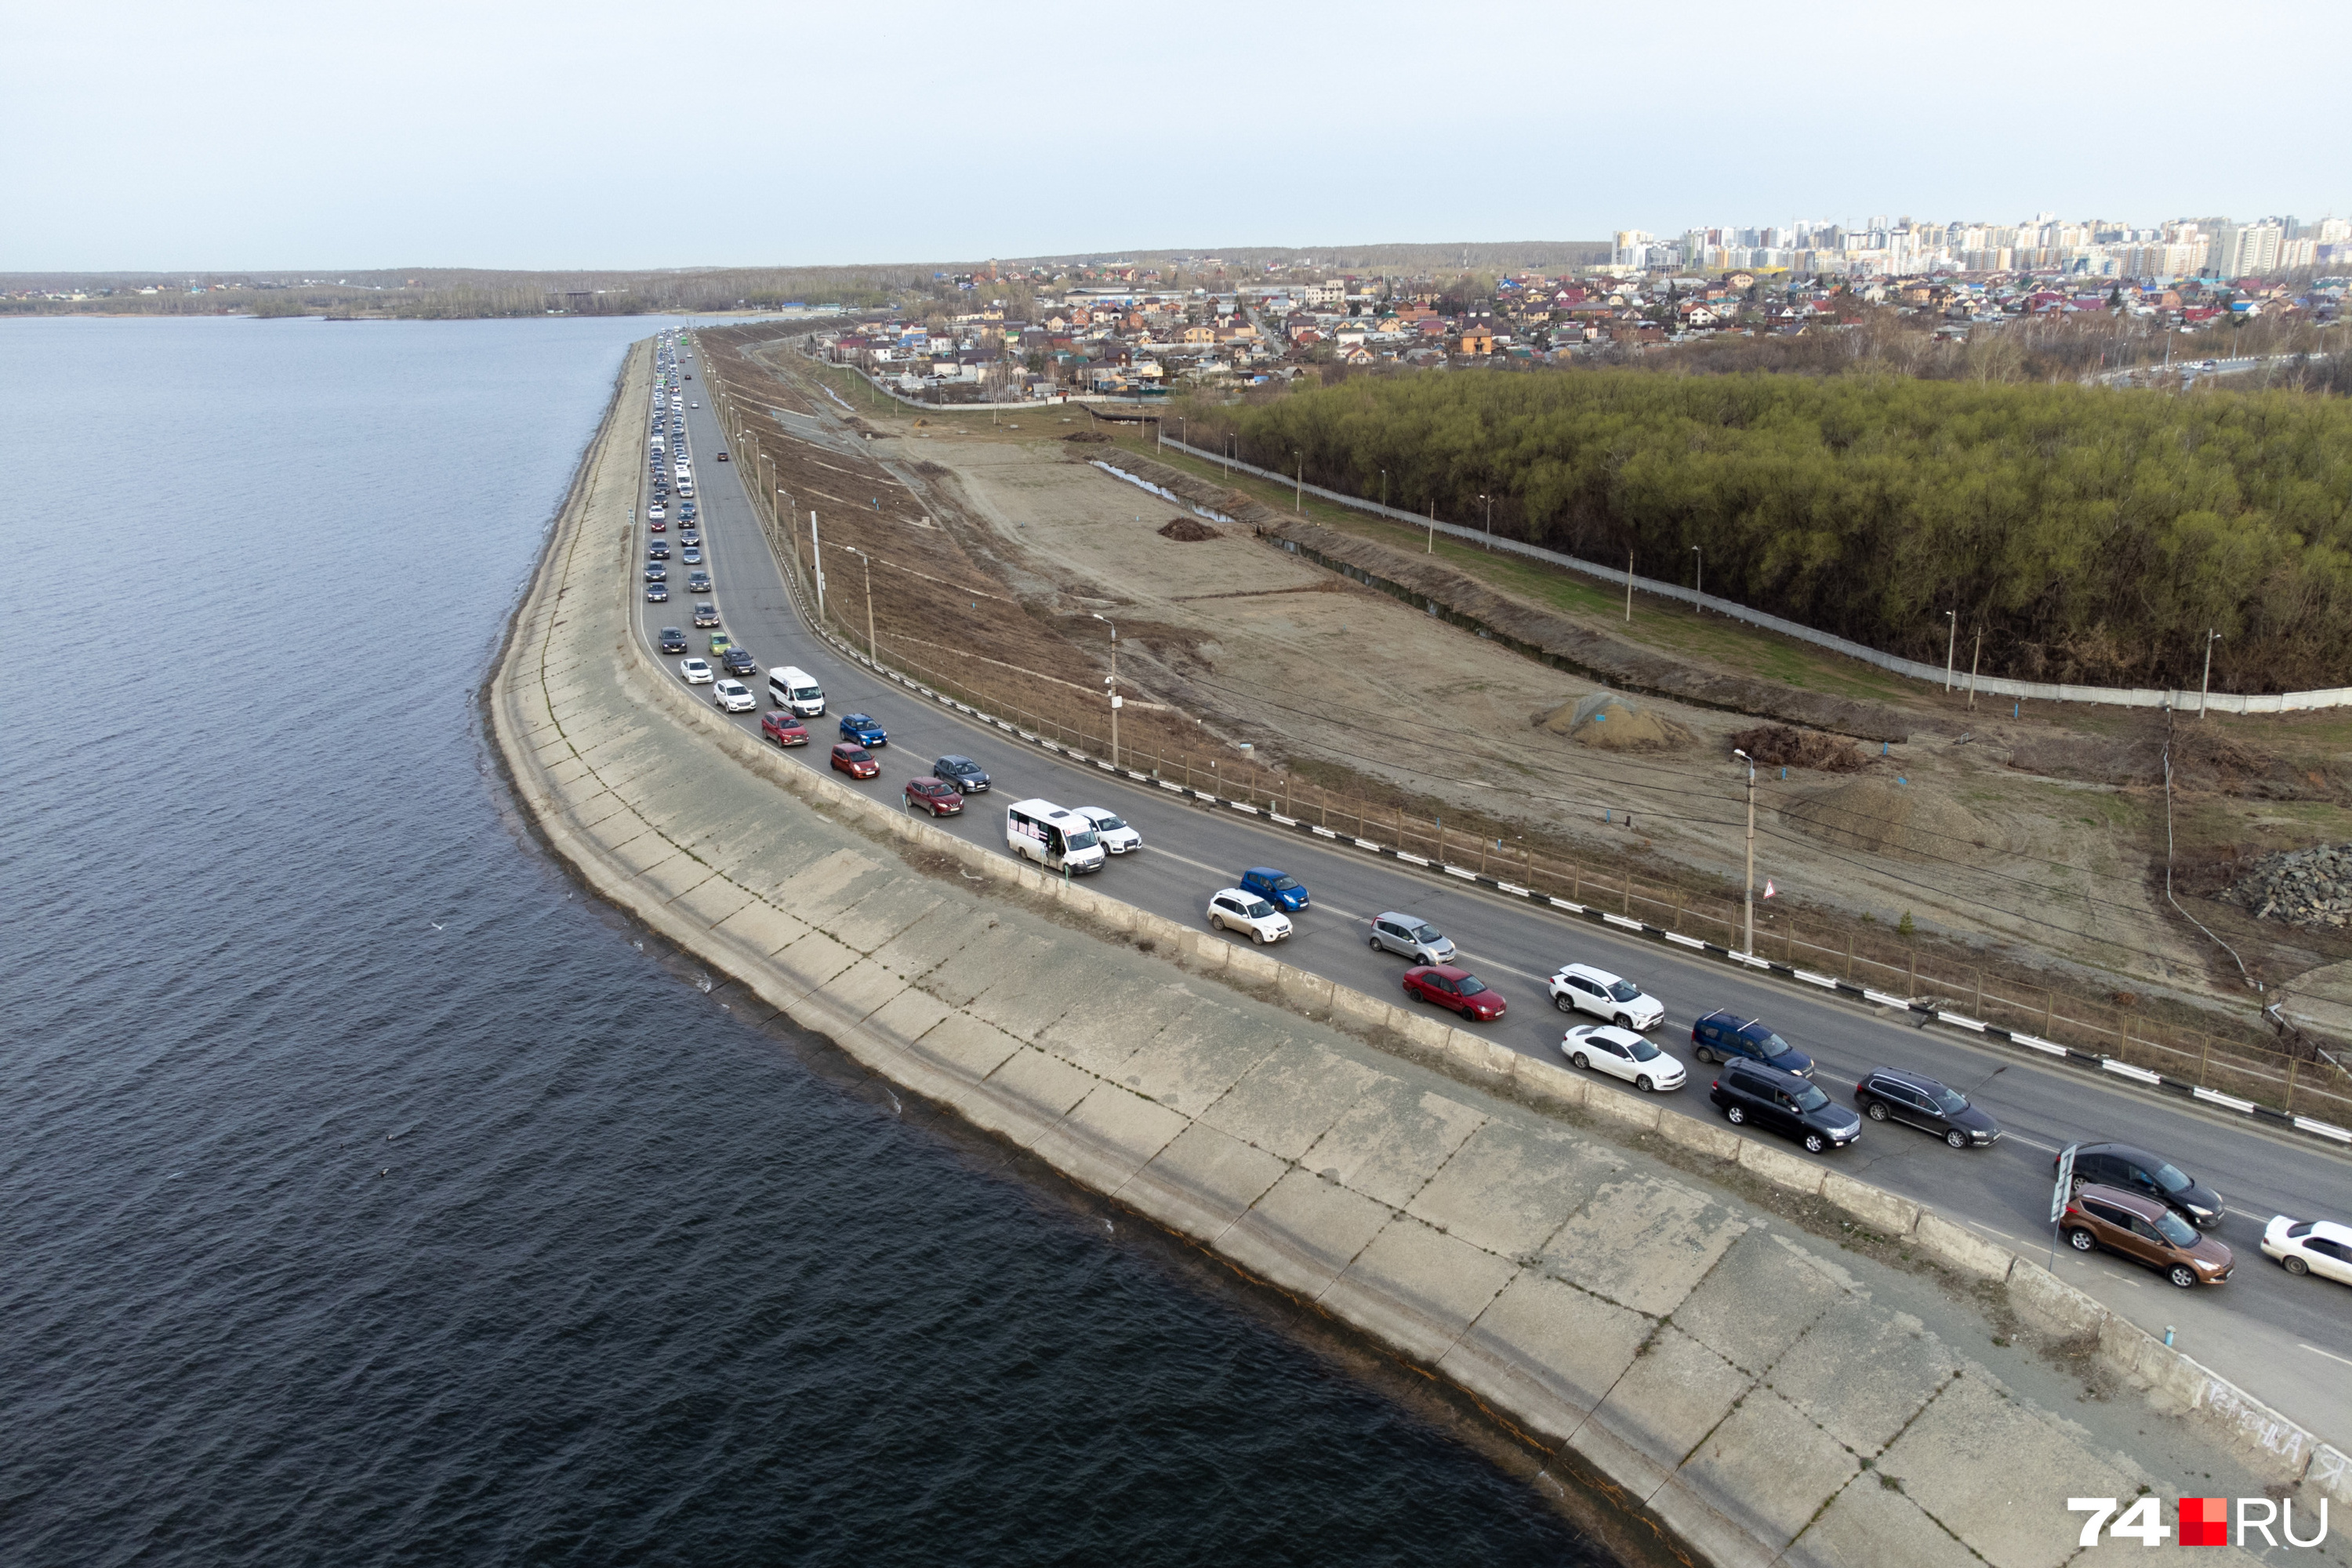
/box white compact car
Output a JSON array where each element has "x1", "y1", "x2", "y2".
[
  {"x1": 1073, "y1": 807, "x2": 1141, "y2": 854},
  {"x1": 1207, "y1": 887, "x2": 1290, "y2": 944},
  {"x1": 1563, "y1": 1024, "x2": 1687, "y2": 1093},
  {"x1": 712, "y1": 678, "x2": 757, "y2": 713},
  {"x1": 2262, "y1": 1215, "x2": 2352, "y2": 1284},
  {"x1": 679, "y1": 657, "x2": 715, "y2": 684},
  {"x1": 1548, "y1": 962, "x2": 1665, "y2": 1031}
]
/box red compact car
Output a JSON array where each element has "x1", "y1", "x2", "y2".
[
  {"x1": 760, "y1": 711, "x2": 808, "y2": 747},
  {"x1": 648, "y1": 517, "x2": 667, "y2": 532},
  {"x1": 904, "y1": 777, "x2": 964, "y2": 816},
  {"x1": 1403, "y1": 964, "x2": 1507, "y2": 1022},
  {"x1": 830, "y1": 742, "x2": 879, "y2": 779}
]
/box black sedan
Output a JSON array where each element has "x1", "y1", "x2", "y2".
[
  {"x1": 933, "y1": 755, "x2": 990, "y2": 793},
  {"x1": 2060, "y1": 1142, "x2": 2226, "y2": 1228},
  {"x1": 657, "y1": 626, "x2": 688, "y2": 655},
  {"x1": 1853, "y1": 1066, "x2": 2001, "y2": 1149}
]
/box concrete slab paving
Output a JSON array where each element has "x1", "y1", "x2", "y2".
[
  {"x1": 1034, "y1": 969, "x2": 1192, "y2": 1080},
  {"x1": 1219, "y1": 1166, "x2": 1395, "y2": 1299},
  {"x1": 1116, "y1": 1001, "x2": 1284, "y2": 1117},
  {"x1": 963, "y1": 1045, "x2": 1097, "y2": 1148},
  {"x1": 964, "y1": 956, "x2": 1098, "y2": 1044},
  {"x1": 710, "y1": 897, "x2": 810, "y2": 959},
  {"x1": 1671, "y1": 1388, "x2": 1861, "y2": 1557},
  {"x1": 1585, "y1": 1324, "x2": 1754, "y2": 1492},
  {"x1": 1198, "y1": 1039, "x2": 1385, "y2": 1160},
  {"x1": 1659, "y1": 1227, "x2": 1845, "y2": 1377},
  {"x1": 1406, "y1": 1119, "x2": 1621, "y2": 1258},
  {"x1": 1767, "y1": 1297, "x2": 1961, "y2": 1458},
  {"x1": 1117, "y1": 1120, "x2": 1289, "y2": 1244},
  {"x1": 1298, "y1": 1076, "x2": 1488, "y2": 1210},
  {"x1": 1444, "y1": 1272, "x2": 1652, "y2": 1441},
  {"x1": 1875, "y1": 1373, "x2": 2143, "y2": 1568},
  {"x1": 904, "y1": 1011, "x2": 1024, "y2": 1095},
  {"x1": 670, "y1": 872, "x2": 756, "y2": 930},
  {"x1": 1320, "y1": 1213, "x2": 1519, "y2": 1366},
  {"x1": 1544, "y1": 1175, "x2": 1748, "y2": 1318},
  {"x1": 1780, "y1": 1472, "x2": 1983, "y2": 1568},
  {"x1": 1029, "y1": 1083, "x2": 1191, "y2": 1194}
]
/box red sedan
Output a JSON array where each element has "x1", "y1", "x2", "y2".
[
  {"x1": 904, "y1": 777, "x2": 964, "y2": 816},
  {"x1": 760, "y1": 711, "x2": 808, "y2": 747},
  {"x1": 830, "y1": 742, "x2": 879, "y2": 779},
  {"x1": 648, "y1": 517, "x2": 666, "y2": 532},
  {"x1": 1403, "y1": 964, "x2": 1507, "y2": 1022}
]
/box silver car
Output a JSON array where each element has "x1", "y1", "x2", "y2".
[{"x1": 1369, "y1": 912, "x2": 1454, "y2": 965}]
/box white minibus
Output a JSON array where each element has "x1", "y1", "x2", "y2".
[{"x1": 1005, "y1": 798, "x2": 1106, "y2": 875}]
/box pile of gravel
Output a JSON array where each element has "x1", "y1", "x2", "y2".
[{"x1": 2227, "y1": 843, "x2": 2352, "y2": 927}]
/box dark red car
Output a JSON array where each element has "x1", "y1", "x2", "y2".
[
  {"x1": 830, "y1": 742, "x2": 879, "y2": 779},
  {"x1": 715, "y1": 451, "x2": 729, "y2": 462},
  {"x1": 648, "y1": 517, "x2": 666, "y2": 532},
  {"x1": 760, "y1": 711, "x2": 808, "y2": 747},
  {"x1": 904, "y1": 777, "x2": 964, "y2": 816},
  {"x1": 1403, "y1": 964, "x2": 1507, "y2": 1022}
]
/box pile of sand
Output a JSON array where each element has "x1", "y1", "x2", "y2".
[
  {"x1": 1536, "y1": 693, "x2": 1690, "y2": 752},
  {"x1": 1159, "y1": 517, "x2": 1220, "y2": 541},
  {"x1": 1780, "y1": 777, "x2": 1991, "y2": 862},
  {"x1": 1728, "y1": 724, "x2": 1869, "y2": 773}
]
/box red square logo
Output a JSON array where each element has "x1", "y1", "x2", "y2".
[{"x1": 2179, "y1": 1497, "x2": 2229, "y2": 1546}]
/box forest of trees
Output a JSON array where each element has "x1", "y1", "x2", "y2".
[{"x1": 1178, "y1": 372, "x2": 2352, "y2": 690}]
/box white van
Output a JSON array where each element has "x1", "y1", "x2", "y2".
[
  {"x1": 1006, "y1": 798, "x2": 1106, "y2": 875},
  {"x1": 768, "y1": 665, "x2": 826, "y2": 717}
]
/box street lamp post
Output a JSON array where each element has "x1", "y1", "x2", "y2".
[
  {"x1": 1733, "y1": 748, "x2": 1757, "y2": 956},
  {"x1": 1691, "y1": 546, "x2": 1703, "y2": 612},
  {"x1": 2200, "y1": 629, "x2": 2222, "y2": 717},
  {"x1": 1092, "y1": 612, "x2": 1120, "y2": 768},
  {"x1": 1479, "y1": 492, "x2": 1492, "y2": 550},
  {"x1": 1944, "y1": 608, "x2": 1958, "y2": 692}
]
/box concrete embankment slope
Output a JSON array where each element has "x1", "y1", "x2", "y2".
[{"x1": 492, "y1": 342, "x2": 2342, "y2": 1568}]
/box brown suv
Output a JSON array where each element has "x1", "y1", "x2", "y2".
[{"x1": 2062, "y1": 1183, "x2": 2234, "y2": 1288}]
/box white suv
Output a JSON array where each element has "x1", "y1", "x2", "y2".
[
  {"x1": 1207, "y1": 887, "x2": 1290, "y2": 944},
  {"x1": 1548, "y1": 963, "x2": 1664, "y2": 1030},
  {"x1": 712, "y1": 678, "x2": 757, "y2": 713},
  {"x1": 1073, "y1": 807, "x2": 1141, "y2": 854}
]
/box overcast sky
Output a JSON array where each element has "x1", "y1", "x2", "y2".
[{"x1": 7, "y1": 0, "x2": 2347, "y2": 272}]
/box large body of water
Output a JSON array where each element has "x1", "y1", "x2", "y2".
[{"x1": 0, "y1": 318, "x2": 1613, "y2": 1566}]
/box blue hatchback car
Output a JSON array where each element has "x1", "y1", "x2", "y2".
[
  {"x1": 1240, "y1": 867, "x2": 1308, "y2": 912},
  {"x1": 1690, "y1": 1009, "x2": 1815, "y2": 1078},
  {"x1": 839, "y1": 713, "x2": 888, "y2": 747}
]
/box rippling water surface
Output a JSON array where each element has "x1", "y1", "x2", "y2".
[{"x1": 0, "y1": 318, "x2": 1613, "y2": 1566}]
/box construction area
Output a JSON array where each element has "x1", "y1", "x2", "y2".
[{"x1": 692, "y1": 325, "x2": 2352, "y2": 1128}]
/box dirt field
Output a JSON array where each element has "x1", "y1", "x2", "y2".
[{"x1": 707, "y1": 330, "x2": 2352, "y2": 1041}]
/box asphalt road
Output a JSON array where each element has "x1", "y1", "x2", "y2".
[{"x1": 641, "y1": 337, "x2": 2352, "y2": 1429}]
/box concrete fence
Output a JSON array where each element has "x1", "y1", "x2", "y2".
[{"x1": 1160, "y1": 437, "x2": 2352, "y2": 717}]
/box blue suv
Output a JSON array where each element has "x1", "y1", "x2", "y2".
[
  {"x1": 1690, "y1": 1010, "x2": 1814, "y2": 1077},
  {"x1": 1240, "y1": 867, "x2": 1308, "y2": 913},
  {"x1": 838, "y1": 713, "x2": 887, "y2": 747}
]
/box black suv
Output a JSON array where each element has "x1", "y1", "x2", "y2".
[
  {"x1": 1691, "y1": 1010, "x2": 1815, "y2": 1076},
  {"x1": 934, "y1": 755, "x2": 991, "y2": 793},
  {"x1": 1854, "y1": 1067, "x2": 2002, "y2": 1149},
  {"x1": 1710, "y1": 1059, "x2": 1860, "y2": 1154},
  {"x1": 657, "y1": 626, "x2": 688, "y2": 655},
  {"x1": 720, "y1": 646, "x2": 757, "y2": 677},
  {"x1": 2059, "y1": 1142, "x2": 2224, "y2": 1228}
]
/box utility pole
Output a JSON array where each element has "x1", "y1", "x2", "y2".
[
  {"x1": 1294, "y1": 451, "x2": 1303, "y2": 514},
  {"x1": 1944, "y1": 608, "x2": 1958, "y2": 691},
  {"x1": 845, "y1": 546, "x2": 877, "y2": 662},
  {"x1": 810, "y1": 510, "x2": 826, "y2": 622},
  {"x1": 2200, "y1": 629, "x2": 2221, "y2": 717},
  {"x1": 1427, "y1": 499, "x2": 1436, "y2": 554},
  {"x1": 1691, "y1": 545, "x2": 1703, "y2": 612},
  {"x1": 1966, "y1": 628, "x2": 1982, "y2": 709},
  {"x1": 1480, "y1": 492, "x2": 1494, "y2": 550},
  {"x1": 1625, "y1": 547, "x2": 1635, "y2": 623},
  {"x1": 1093, "y1": 612, "x2": 1120, "y2": 768},
  {"x1": 1733, "y1": 748, "x2": 1757, "y2": 956}
]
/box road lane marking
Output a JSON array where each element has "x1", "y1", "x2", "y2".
[{"x1": 2300, "y1": 1344, "x2": 2352, "y2": 1370}]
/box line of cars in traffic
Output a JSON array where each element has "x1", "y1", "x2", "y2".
[{"x1": 639, "y1": 334, "x2": 2343, "y2": 1303}]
